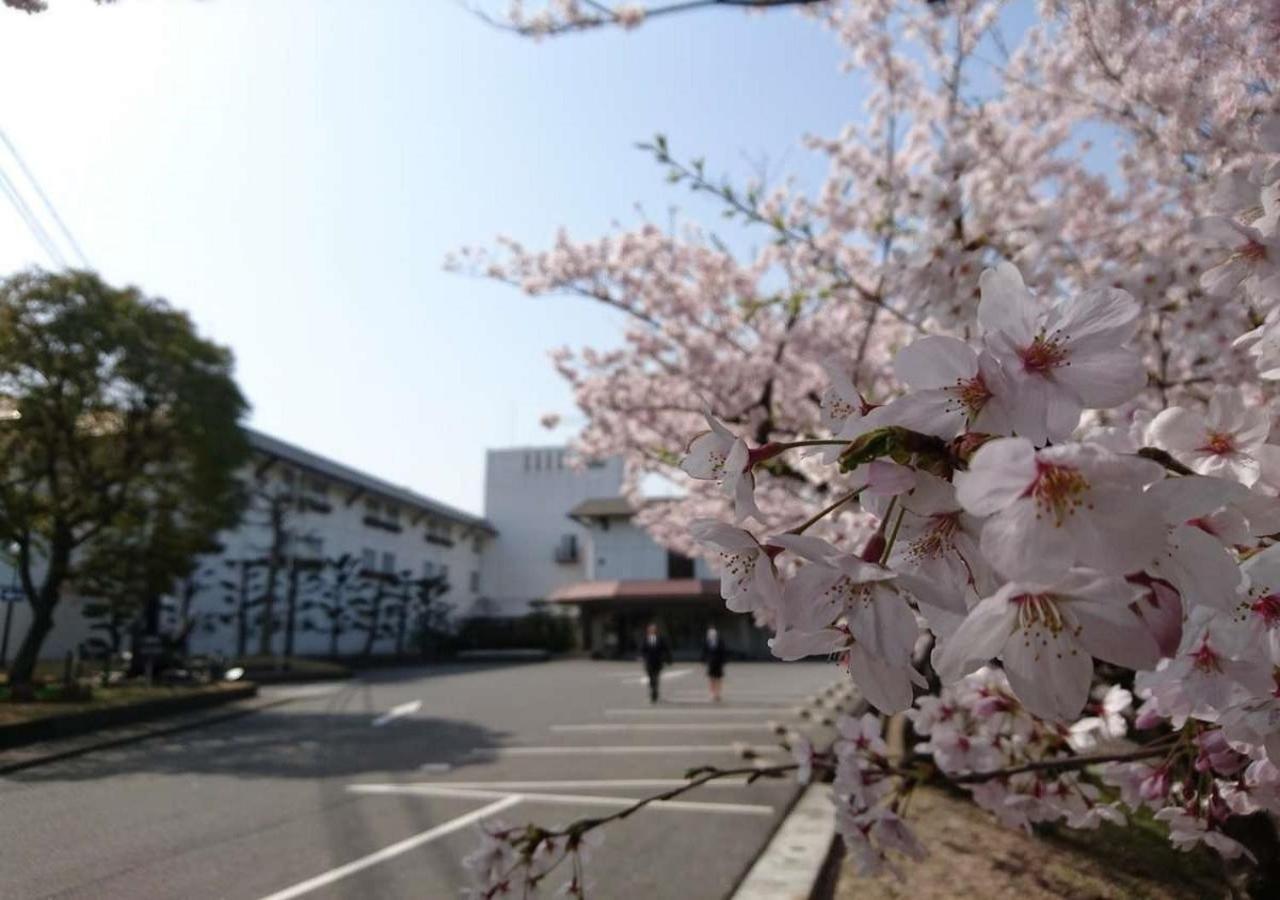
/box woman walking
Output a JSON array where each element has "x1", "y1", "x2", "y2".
[{"x1": 702, "y1": 626, "x2": 727, "y2": 702}]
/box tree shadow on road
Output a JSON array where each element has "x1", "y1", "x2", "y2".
[{"x1": 2, "y1": 708, "x2": 511, "y2": 783}]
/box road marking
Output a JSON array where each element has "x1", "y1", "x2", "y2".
[
  {"x1": 265, "y1": 684, "x2": 348, "y2": 700},
  {"x1": 395, "y1": 778, "x2": 755, "y2": 790},
  {"x1": 605, "y1": 707, "x2": 798, "y2": 716},
  {"x1": 620, "y1": 667, "x2": 693, "y2": 685},
  {"x1": 349, "y1": 783, "x2": 773, "y2": 815},
  {"x1": 552, "y1": 723, "x2": 778, "y2": 733},
  {"x1": 257, "y1": 795, "x2": 519, "y2": 900},
  {"x1": 465, "y1": 744, "x2": 781, "y2": 757},
  {"x1": 372, "y1": 700, "x2": 421, "y2": 727},
  {"x1": 419, "y1": 762, "x2": 452, "y2": 773}
]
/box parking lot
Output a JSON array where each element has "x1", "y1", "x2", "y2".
[{"x1": 0, "y1": 660, "x2": 849, "y2": 900}]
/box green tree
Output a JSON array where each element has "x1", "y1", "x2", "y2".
[{"x1": 0, "y1": 269, "x2": 249, "y2": 686}]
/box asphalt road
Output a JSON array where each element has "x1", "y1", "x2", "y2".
[{"x1": 0, "y1": 660, "x2": 848, "y2": 900}]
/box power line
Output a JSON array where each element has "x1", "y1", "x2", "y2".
[
  {"x1": 0, "y1": 127, "x2": 90, "y2": 269},
  {"x1": 0, "y1": 159, "x2": 66, "y2": 268}
]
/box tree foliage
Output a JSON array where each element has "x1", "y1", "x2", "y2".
[{"x1": 0, "y1": 269, "x2": 249, "y2": 684}]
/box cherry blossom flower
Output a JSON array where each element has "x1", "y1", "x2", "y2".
[
  {"x1": 1197, "y1": 215, "x2": 1280, "y2": 300},
  {"x1": 1146, "y1": 388, "x2": 1276, "y2": 486},
  {"x1": 885, "y1": 336, "x2": 1012, "y2": 439},
  {"x1": 680, "y1": 412, "x2": 762, "y2": 523},
  {"x1": 1067, "y1": 684, "x2": 1132, "y2": 751},
  {"x1": 976, "y1": 263, "x2": 1146, "y2": 444},
  {"x1": 936, "y1": 570, "x2": 1158, "y2": 721},
  {"x1": 954, "y1": 437, "x2": 1165, "y2": 580},
  {"x1": 689, "y1": 521, "x2": 780, "y2": 615}
]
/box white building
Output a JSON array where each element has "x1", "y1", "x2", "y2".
[
  {"x1": 184, "y1": 429, "x2": 495, "y2": 659},
  {"x1": 476, "y1": 446, "x2": 626, "y2": 618},
  {"x1": 479, "y1": 446, "x2": 769, "y2": 659}
]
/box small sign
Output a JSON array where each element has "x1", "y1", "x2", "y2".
[
  {"x1": 0, "y1": 587, "x2": 23, "y2": 603},
  {"x1": 138, "y1": 635, "x2": 164, "y2": 656}
]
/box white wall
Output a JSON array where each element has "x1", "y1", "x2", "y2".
[
  {"x1": 0, "y1": 560, "x2": 96, "y2": 664},
  {"x1": 479, "y1": 447, "x2": 624, "y2": 617},
  {"x1": 185, "y1": 460, "x2": 488, "y2": 659},
  {"x1": 584, "y1": 519, "x2": 713, "y2": 581}
]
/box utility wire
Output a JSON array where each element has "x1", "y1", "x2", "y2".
[
  {"x1": 0, "y1": 129, "x2": 90, "y2": 268},
  {"x1": 0, "y1": 159, "x2": 66, "y2": 268}
]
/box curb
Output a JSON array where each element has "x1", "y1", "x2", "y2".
[
  {"x1": 0, "y1": 682, "x2": 258, "y2": 751},
  {"x1": 731, "y1": 783, "x2": 838, "y2": 900},
  {"x1": 0, "y1": 687, "x2": 304, "y2": 775}
]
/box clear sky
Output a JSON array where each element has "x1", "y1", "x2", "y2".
[{"x1": 0, "y1": 1, "x2": 864, "y2": 514}]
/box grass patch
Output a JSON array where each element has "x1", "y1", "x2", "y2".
[
  {"x1": 0, "y1": 682, "x2": 247, "y2": 728},
  {"x1": 230, "y1": 656, "x2": 350, "y2": 677}
]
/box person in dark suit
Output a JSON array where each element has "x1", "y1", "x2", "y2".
[
  {"x1": 640, "y1": 622, "x2": 672, "y2": 703},
  {"x1": 702, "y1": 626, "x2": 727, "y2": 703}
]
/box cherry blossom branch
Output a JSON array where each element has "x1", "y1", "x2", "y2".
[
  {"x1": 479, "y1": 0, "x2": 830, "y2": 37},
  {"x1": 1136, "y1": 446, "x2": 1196, "y2": 477},
  {"x1": 928, "y1": 741, "x2": 1180, "y2": 785},
  {"x1": 541, "y1": 762, "x2": 799, "y2": 839},
  {"x1": 786, "y1": 485, "x2": 866, "y2": 535}
]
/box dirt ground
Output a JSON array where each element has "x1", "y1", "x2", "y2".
[{"x1": 833, "y1": 787, "x2": 1227, "y2": 900}]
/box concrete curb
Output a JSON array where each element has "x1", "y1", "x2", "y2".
[
  {"x1": 0, "y1": 682, "x2": 258, "y2": 751},
  {"x1": 730, "y1": 783, "x2": 838, "y2": 900},
  {"x1": 0, "y1": 687, "x2": 302, "y2": 775}
]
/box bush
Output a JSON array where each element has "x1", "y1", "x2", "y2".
[{"x1": 454, "y1": 613, "x2": 575, "y2": 654}]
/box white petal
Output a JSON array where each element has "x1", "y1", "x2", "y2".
[
  {"x1": 1003, "y1": 620, "x2": 1092, "y2": 721},
  {"x1": 1052, "y1": 348, "x2": 1147, "y2": 409},
  {"x1": 954, "y1": 437, "x2": 1036, "y2": 515},
  {"x1": 1051, "y1": 287, "x2": 1141, "y2": 352},
  {"x1": 934, "y1": 591, "x2": 1018, "y2": 682},
  {"x1": 690, "y1": 520, "x2": 759, "y2": 553},
  {"x1": 1071, "y1": 598, "x2": 1161, "y2": 670},
  {"x1": 893, "y1": 336, "x2": 978, "y2": 390},
  {"x1": 847, "y1": 644, "x2": 915, "y2": 713},
  {"x1": 1146, "y1": 407, "x2": 1209, "y2": 453},
  {"x1": 1066, "y1": 492, "x2": 1165, "y2": 576},
  {"x1": 978, "y1": 262, "x2": 1038, "y2": 346},
  {"x1": 981, "y1": 500, "x2": 1076, "y2": 580}
]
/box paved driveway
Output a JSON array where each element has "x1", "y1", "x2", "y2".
[{"x1": 0, "y1": 660, "x2": 847, "y2": 900}]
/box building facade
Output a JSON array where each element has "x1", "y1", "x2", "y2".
[
  {"x1": 480, "y1": 446, "x2": 769, "y2": 659},
  {"x1": 183, "y1": 429, "x2": 495, "y2": 659}
]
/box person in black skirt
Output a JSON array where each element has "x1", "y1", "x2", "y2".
[{"x1": 702, "y1": 626, "x2": 727, "y2": 702}]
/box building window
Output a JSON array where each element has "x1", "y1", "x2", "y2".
[
  {"x1": 472, "y1": 535, "x2": 483, "y2": 554},
  {"x1": 361, "y1": 548, "x2": 376, "y2": 572},
  {"x1": 667, "y1": 551, "x2": 695, "y2": 579},
  {"x1": 469, "y1": 570, "x2": 480, "y2": 592},
  {"x1": 554, "y1": 534, "x2": 579, "y2": 564},
  {"x1": 381, "y1": 551, "x2": 396, "y2": 574},
  {"x1": 439, "y1": 563, "x2": 449, "y2": 582},
  {"x1": 423, "y1": 560, "x2": 435, "y2": 578}
]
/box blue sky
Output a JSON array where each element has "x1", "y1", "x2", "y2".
[{"x1": 0, "y1": 1, "x2": 866, "y2": 513}]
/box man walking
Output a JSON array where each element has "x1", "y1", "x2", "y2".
[{"x1": 640, "y1": 622, "x2": 672, "y2": 704}]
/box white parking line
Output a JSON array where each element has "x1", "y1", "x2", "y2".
[
  {"x1": 257, "y1": 796, "x2": 518, "y2": 900},
  {"x1": 465, "y1": 744, "x2": 780, "y2": 757},
  {"x1": 620, "y1": 668, "x2": 693, "y2": 685},
  {"x1": 552, "y1": 723, "x2": 778, "y2": 733},
  {"x1": 386, "y1": 778, "x2": 754, "y2": 790},
  {"x1": 372, "y1": 700, "x2": 421, "y2": 727},
  {"x1": 349, "y1": 783, "x2": 773, "y2": 815},
  {"x1": 605, "y1": 708, "x2": 797, "y2": 716}
]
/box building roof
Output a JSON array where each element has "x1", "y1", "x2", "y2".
[
  {"x1": 245, "y1": 428, "x2": 496, "y2": 534},
  {"x1": 566, "y1": 496, "x2": 637, "y2": 522},
  {"x1": 548, "y1": 579, "x2": 721, "y2": 604}
]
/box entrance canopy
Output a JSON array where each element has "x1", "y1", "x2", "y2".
[{"x1": 548, "y1": 578, "x2": 721, "y2": 605}]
